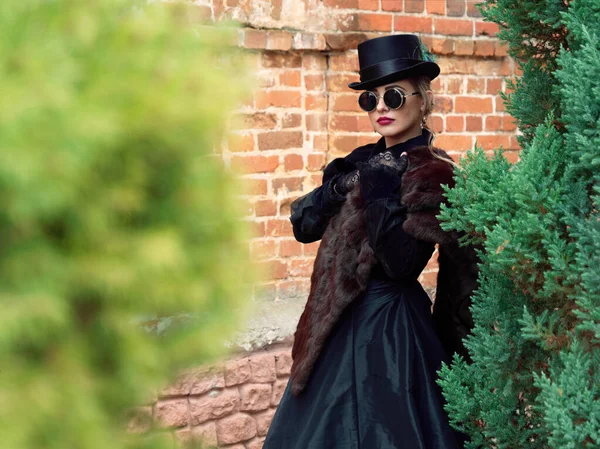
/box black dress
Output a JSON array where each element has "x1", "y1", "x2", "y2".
[{"x1": 262, "y1": 131, "x2": 465, "y2": 449}]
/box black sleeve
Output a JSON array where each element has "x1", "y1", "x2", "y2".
[
  {"x1": 360, "y1": 164, "x2": 435, "y2": 280},
  {"x1": 289, "y1": 156, "x2": 358, "y2": 244}
]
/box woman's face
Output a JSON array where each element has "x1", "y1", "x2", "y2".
[{"x1": 365, "y1": 79, "x2": 429, "y2": 147}]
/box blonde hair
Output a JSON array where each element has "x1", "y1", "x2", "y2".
[{"x1": 410, "y1": 75, "x2": 460, "y2": 171}]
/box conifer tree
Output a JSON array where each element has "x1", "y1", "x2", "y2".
[
  {"x1": 437, "y1": 0, "x2": 600, "y2": 447},
  {"x1": 0, "y1": 1, "x2": 253, "y2": 448}
]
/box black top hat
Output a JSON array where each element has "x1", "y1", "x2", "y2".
[{"x1": 348, "y1": 34, "x2": 440, "y2": 90}]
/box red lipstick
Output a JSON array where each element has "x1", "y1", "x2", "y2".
[{"x1": 377, "y1": 117, "x2": 395, "y2": 125}]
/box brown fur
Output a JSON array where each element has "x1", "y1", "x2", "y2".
[{"x1": 290, "y1": 145, "x2": 474, "y2": 396}]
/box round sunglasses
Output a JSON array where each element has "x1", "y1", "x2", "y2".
[{"x1": 358, "y1": 87, "x2": 421, "y2": 112}]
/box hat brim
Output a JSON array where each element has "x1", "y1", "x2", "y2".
[{"x1": 348, "y1": 61, "x2": 440, "y2": 90}]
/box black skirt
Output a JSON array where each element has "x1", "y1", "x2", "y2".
[{"x1": 262, "y1": 277, "x2": 465, "y2": 449}]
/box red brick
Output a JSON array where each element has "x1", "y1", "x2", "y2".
[
  {"x1": 250, "y1": 353, "x2": 278, "y2": 383},
  {"x1": 434, "y1": 134, "x2": 473, "y2": 151},
  {"x1": 419, "y1": 269, "x2": 439, "y2": 289},
  {"x1": 485, "y1": 115, "x2": 502, "y2": 131},
  {"x1": 305, "y1": 74, "x2": 325, "y2": 90},
  {"x1": 434, "y1": 18, "x2": 473, "y2": 36},
  {"x1": 258, "y1": 259, "x2": 288, "y2": 279},
  {"x1": 282, "y1": 113, "x2": 302, "y2": 129},
  {"x1": 477, "y1": 134, "x2": 510, "y2": 150},
  {"x1": 303, "y1": 241, "x2": 320, "y2": 256},
  {"x1": 394, "y1": 15, "x2": 433, "y2": 33},
  {"x1": 494, "y1": 95, "x2": 506, "y2": 112},
  {"x1": 504, "y1": 150, "x2": 520, "y2": 163},
  {"x1": 307, "y1": 114, "x2": 327, "y2": 131},
  {"x1": 240, "y1": 384, "x2": 273, "y2": 412},
  {"x1": 306, "y1": 93, "x2": 328, "y2": 111},
  {"x1": 313, "y1": 134, "x2": 330, "y2": 152},
  {"x1": 359, "y1": 13, "x2": 393, "y2": 31},
  {"x1": 454, "y1": 96, "x2": 493, "y2": 113},
  {"x1": 240, "y1": 178, "x2": 267, "y2": 196},
  {"x1": 405, "y1": 0, "x2": 425, "y2": 12},
  {"x1": 257, "y1": 132, "x2": 302, "y2": 150},
  {"x1": 486, "y1": 78, "x2": 503, "y2": 94},
  {"x1": 255, "y1": 409, "x2": 277, "y2": 437},
  {"x1": 302, "y1": 54, "x2": 328, "y2": 70},
  {"x1": 431, "y1": 37, "x2": 454, "y2": 55},
  {"x1": 495, "y1": 40, "x2": 509, "y2": 57},
  {"x1": 242, "y1": 29, "x2": 267, "y2": 49},
  {"x1": 284, "y1": 154, "x2": 304, "y2": 171},
  {"x1": 293, "y1": 32, "x2": 327, "y2": 50},
  {"x1": 189, "y1": 389, "x2": 241, "y2": 425},
  {"x1": 272, "y1": 177, "x2": 304, "y2": 193},
  {"x1": 231, "y1": 155, "x2": 279, "y2": 174},
  {"x1": 359, "y1": 0, "x2": 379, "y2": 10},
  {"x1": 427, "y1": 0, "x2": 446, "y2": 14},
  {"x1": 437, "y1": 57, "x2": 472, "y2": 74},
  {"x1": 237, "y1": 112, "x2": 277, "y2": 129},
  {"x1": 266, "y1": 31, "x2": 292, "y2": 50},
  {"x1": 467, "y1": 78, "x2": 485, "y2": 93},
  {"x1": 330, "y1": 114, "x2": 372, "y2": 132},
  {"x1": 327, "y1": 73, "x2": 359, "y2": 92},
  {"x1": 255, "y1": 90, "x2": 301, "y2": 109},
  {"x1": 510, "y1": 135, "x2": 522, "y2": 150},
  {"x1": 465, "y1": 115, "x2": 482, "y2": 131},
  {"x1": 467, "y1": 0, "x2": 483, "y2": 17},
  {"x1": 474, "y1": 39, "x2": 495, "y2": 56},
  {"x1": 308, "y1": 153, "x2": 327, "y2": 171},
  {"x1": 454, "y1": 39, "x2": 474, "y2": 55},
  {"x1": 446, "y1": 0, "x2": 466, "y2": 17},
  {"x1": 262, "y1": 52, "x2": 302, "y2": 68},
  {"x1": 382, "y1": 0, "x2": 403, "y2": 11},
  {"x1": 274, "y1": 350, "x2": 293, "y2": 376},
  {"x1": 475, "y1": 21, "x2": 499, "y2": 36},
  {"x1": 329, "y1": 54, "x2": 359, "y2": 72},
  {"x1": 325, "y1": 32, "x2": 370, "y2": 51},
  {"x1": 250, "y1": 239, "x2": 277, "y2": 259},
  {"x1": 446, "y1": 77, "x2": 462, "y2": 94},
  {"x1": 228, "y1": 133, "x2": 254, "y2": 152},
  {"x1": 216, "y1": 413, "x2": 257, "y2": 446},
  {"x1": 332, "y1": 93, "x2": 361, "y2": 112},
  {"x1": 428, "y1": 115, "x2": 444, "y2": 133},
  {"x1": 279, "y1": 71, "x2": 301, "y2": 87},
  {"x1": 324, "y1": 0, "x2": 358, "y2": 8},
  {"x1": 503, "y1": 116, "x2": 518, "y2": 131},
  {"x1": 255, "y1": 199, "x2": 278, "y2": 217},
  {"x1": 333, "y1": 13, "x2": 359, "y2": 32},
  {"x1": 289, "y1": 259, "x2": 314, "y2": 277},
  {"x1": 434, "y1": 95, "x2": 454, "y2": 113},
  {"x1": 446, "y1": 115, "x2": 464, "y2": 132},
  {"x1": 279, "y1": 239, "x2": 303, "y2": 257}
]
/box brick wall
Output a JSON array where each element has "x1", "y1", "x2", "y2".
[
  {"x1": 136, "y1": 1, "x2": 521, "y2": 447},
  {"x1": 218, "y1": 0, "x2": 519, "y2": 302}
]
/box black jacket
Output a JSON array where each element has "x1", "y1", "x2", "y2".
[{"x1": 289, "y1": 132, "x2": 479, "y2": 395}]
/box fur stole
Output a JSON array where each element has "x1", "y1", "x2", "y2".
[{"x1": 290, "y1": 145, "x2": 477, "y2": 396}]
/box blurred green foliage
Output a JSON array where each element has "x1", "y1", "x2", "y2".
[{"x1": 0, "y1": 1, "x2": 256, "y2": 448}]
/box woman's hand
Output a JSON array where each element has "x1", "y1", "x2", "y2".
[
  {"x1": 363, "y1": 150, "x2": 408, "y2": 173},
  {"x1": 333, "y1": 169, "x2": 360, "y2": 195},
  {"x1": 358, "y1": 151, "x2": 408, "y2": 201}
]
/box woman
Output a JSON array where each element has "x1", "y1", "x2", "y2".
[{"x1": 262, "y1": 34, "x2": 478, "y2": 449}]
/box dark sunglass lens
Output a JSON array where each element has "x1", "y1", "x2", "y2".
[
  {"x1": 358, "y1": 91, "x2": 377, "y2": 111},
  {"x1": 384, "y1": 89, "x2": 404, "y2": 109}
]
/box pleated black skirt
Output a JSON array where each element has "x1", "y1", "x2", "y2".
[{"x1": 262, "y1": 277, "x2": 465, "y2": 449}]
